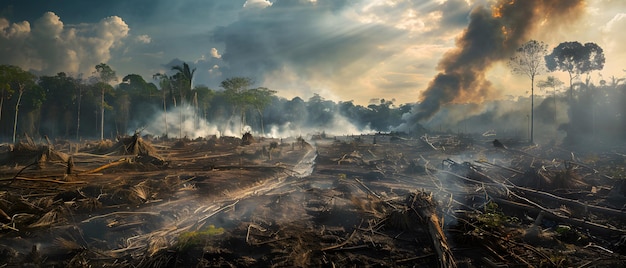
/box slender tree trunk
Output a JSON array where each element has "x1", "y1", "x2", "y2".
[
  {"x1": 179, "y1": 105, "x2": 183, "y2": 138},
  {"x1": 553, "y1": 88, "x2": 557, "y2": 125},
  {"x1": 0, "y1": 90, "x2": 4, "y2": 122},
  {"x1": 257, "y1": 108, "x2": 265, "y2": 137},
  {"x1": 0, "y1": 97, "x2": 3, "y2": 127},
  {"x1": 179, "y1": 88, "x2": 184, "y2": 138},
  {"x1": 193, "y1": 92, "x2": 198, "y2": 130},
  {"x1": 568, "y1": 72, "x2": 574, "y2": 102},
  {"x1": 530, "y1": 76, "x2": 534, "y2": 144},
  {"x1": 76, "y1": 87, "x2": 82, "y2": 140},
  {"x1": 591, "y1": 91, "x2": 596, "y2": 140},
  {"x1": 100, "y1": 86, "x2": 104, "y2": 140},
  {"x1": 12, "y1": 86, "x2": 24, "y2": 143},
  {"x1": 240, "y1": 109, "x2": 245, "y2": 134},
  {"x1": 163, "y1": 90, "x2": 168, "y2": 137}
]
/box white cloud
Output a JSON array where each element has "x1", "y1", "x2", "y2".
[
  {"x1": 243, "y1": 0, "x2": 273, "y2": 9},
  {"x1": 136, "y1": 34, "x2": 151, "y2": 44},
  {"x1": 0, "y1": 18, "x2": 31, "y2": 38},
  {"x1": 0, "y1": 12, "x2": 129, "y2": 76},
  {"x1": 210, "y1": 47, "x2": 222, "y2": 59}
]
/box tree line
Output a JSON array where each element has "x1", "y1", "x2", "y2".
[
  {"x1": 0, "y1": 63, "x2": 411, "y2": 142},
  {"x1": 0, "y1": 39, "x2": 624, "y2": 144}
]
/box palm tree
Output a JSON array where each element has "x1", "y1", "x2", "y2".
[
  {"x1": 171, "y1": 62, "x2": 196, "y2": 105},
  {"x1": 171, "y1": 63, "x2": 196, "y2": 138}
]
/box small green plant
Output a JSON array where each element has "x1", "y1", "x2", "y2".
[
  {"x1": 176, "y1": 225, "x2": 225, "y2": 250},
  {"x1": 337, "y1": 173, "x2": 347, "y2": 180},
  {"x1": 476, "y1": 202, "x2": 519, "y2": 230}
]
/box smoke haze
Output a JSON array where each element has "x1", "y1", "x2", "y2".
[{"x1": 140, "y1": 104, "x2": 373, "y2": 140}]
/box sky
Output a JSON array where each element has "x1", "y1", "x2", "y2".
[{"x1": 0, "y1": 0, "x2": 625, "y2": 106}]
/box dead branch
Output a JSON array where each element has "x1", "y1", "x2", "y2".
[
  {"x1": 1, "y1": 176, "x2": 87, "y2": 184},
  {"x1": 354, "y1": 178, "x2": 381, "y2": 199},
  {"x1": 81, "y1": 211, "x2": 161, "y2": 223},
  {"x1": 511, "y1": 184, "x2": 626, "y2": 218},
  {"x1": 321, "y1": 229, "x2": 357, "y2": 251},
  {"x1": 336, "y1": 153, "x2": 348, "y2": 165},
  {"x1": 79, "y1": 158, "x2": 130, "y2": 175},
  {"x1": 420, "y1": 135, "x2": 438, "y2": 150},
  {"x1": 507, "y1": 190, "x2": 626, "y2": 235},
  {"x1": 196, "y1": 200, "x2": 239, "y2": 224}
]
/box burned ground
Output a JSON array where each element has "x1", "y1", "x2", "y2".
[{"x1": 0, "y1": 133, "x2": 625, "y2": 267}]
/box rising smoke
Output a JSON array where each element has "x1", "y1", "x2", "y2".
[
  {"x1": 142, "y1": 106, "x2": 225, "y2": 139},
  {"x1": 140, "y1": 104, "x2": 373, "y2": 140},
  {"x1": 406, "y1": 0, "x2": 585, "y2": 128}
]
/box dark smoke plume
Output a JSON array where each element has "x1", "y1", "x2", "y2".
[{"x1": 410, "y1": 0, "x2": 585, "y2": 124}]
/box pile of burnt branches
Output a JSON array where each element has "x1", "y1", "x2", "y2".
[{"x1": 437, "y1": 145, "x2": 626, "y2": 267}]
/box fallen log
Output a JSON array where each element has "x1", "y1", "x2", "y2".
[{"x1": 406, "y1": 191, "x2": 457, "y2": 268}]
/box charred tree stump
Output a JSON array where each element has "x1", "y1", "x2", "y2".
[{"x1": 66, "y1": 156, "x2": 74, "y2": 175}]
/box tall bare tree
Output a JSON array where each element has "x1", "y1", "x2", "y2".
[
  {"x1": 509, "y1": 40, "x2": 548, "y2": 144},
  {"x1": 94, "y1": 63, "x2": 117, "y2": 140}
]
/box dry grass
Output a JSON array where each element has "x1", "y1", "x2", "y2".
[
  {"x1": 132, "y1": 183, "x2": 151, "y2": 202},
  {"x1": 29, "y1": 208, "x2": 64, "y2": 228}
]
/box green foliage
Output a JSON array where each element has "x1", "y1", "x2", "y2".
[
  {"x1": 95, "y1": 63, "x2": 117, "y2": 83},
  {"x1": 171, "y1": 62, "x2": 196, "y2": 103},
  {"x1": 545, "y1": 42, "x2": 605, "y2": 76},
  {"x1": 220, "y1": 77, "x2": 276, "y2": 133},
  {"x1": 176, "y1": 225, "x2": 225, "y2": 250},
  {"x1": 220, "y1": 77, "x2": 253, "y2": 93},
  {"x1": 38, "y1": 72, "x2": 79, "y2": 110},
  {"x1": 545, "y1": 41, "x2": 605, "y2": 99},
  {"x1": 120, "y1": 74, "x2": 159, "y2": 98},
  {"x1": 554, "y1": 224, "x2": 589, "y2": 244},
  {"x1": 476, "y1": 202, "x2": 519, "y2": 230},
  {"x1": 22, "y1": 85, "x2": 46, "y2": 110},
  {"x1": 536, "y1": 76, "x2": 564, "y2": 92},
  {"x1": 0, "y1": 65, "x2": 37, "y2": 95}
]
